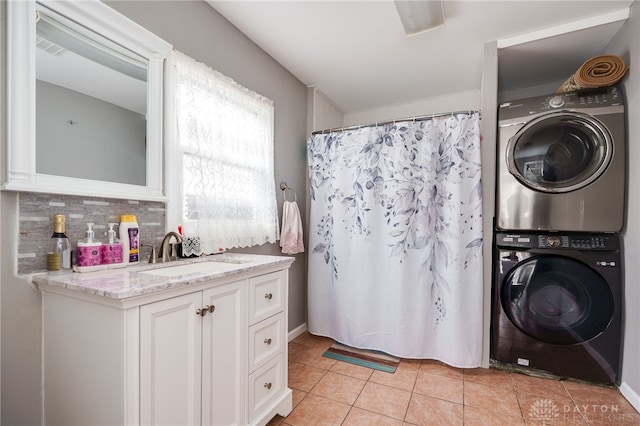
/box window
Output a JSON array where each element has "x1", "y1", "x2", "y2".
[{"x1": 166, "y1": 50, "x2": 279, "y2": 251}]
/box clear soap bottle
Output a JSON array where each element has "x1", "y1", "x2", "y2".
[{"x1": 47, "y1": 214, "x2": 71, "y2": 272}]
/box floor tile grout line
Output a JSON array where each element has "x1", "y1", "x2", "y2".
[
  {"x1": 399, "y1": 367, "x2": 420, "y2": 424},
  {"x1": 510, "y1": 373, "x2": 529, "y2": 425}
]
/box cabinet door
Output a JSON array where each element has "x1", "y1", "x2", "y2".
[
  {"x1": 201, "y1": 280, "x2": 247, "y2": 426},
  {"x1": 140, "y1": 292, "x2": 202, "y2": 426}
]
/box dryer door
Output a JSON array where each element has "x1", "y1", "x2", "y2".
[
  {"x1": 507, "y1": 112, "x2": 613, "y2": 193},
  {"x1": 501, "y1": 254, "x2": 614, "y2": 345}
]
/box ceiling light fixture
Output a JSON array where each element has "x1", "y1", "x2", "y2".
[{"x1": 394, "y1": 0, "x2": 445, "y2": 35}]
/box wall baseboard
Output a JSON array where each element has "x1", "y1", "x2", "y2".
[
  {"x1": 288, "y1": 323, "x2": 307, "y2": 342},
  {"x1": 620, "y1": 382, "x2": 640, "y2": 414}
]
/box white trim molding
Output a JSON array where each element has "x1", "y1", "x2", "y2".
[{"x1": 620, "y1": 382, "x2": 640, "y2": 414}]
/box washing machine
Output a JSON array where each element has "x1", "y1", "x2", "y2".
[
  {"x1": 497, "y1": 86, "x2": 625, "y2": 232},
  {"x1": 491, "y1": 231, "x2": 623, "y2": 385}
]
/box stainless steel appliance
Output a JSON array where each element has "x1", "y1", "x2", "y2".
[
  {"x1": 491, "y1": 232, "x2": 623, "y2": 384},
  {"x1": 496, "y1": 86, "x2": 625, "y2": 232}
]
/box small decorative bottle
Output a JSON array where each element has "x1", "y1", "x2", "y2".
[{"x1": 47, "y1": 214, "x2": 71, "y2": 272}]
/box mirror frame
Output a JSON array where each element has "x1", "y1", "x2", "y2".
[{"x1": 5, "y1": 0, "x2": 172, "y2": 201}]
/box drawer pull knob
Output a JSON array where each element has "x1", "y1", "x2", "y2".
[
  {"x1": 208, "y1": 305, "x2": 216, "y2": 313},
  {"x1": 264, "y1": 382, "x2": 272, "y2": 390},
  {"x1": 264, "y1": 338, "x2": 272, "y2": 345},
  {"x1": 264, "y1": 293, "x2": 273, "y2": 300}
]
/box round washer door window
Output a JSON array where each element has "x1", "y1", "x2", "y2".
[
  {"x1": 501, "y1": 255, "x2": 614, "y2": 345},
  {"x1": 507, "y1": 112, "x2": 613, "y2": 193}
]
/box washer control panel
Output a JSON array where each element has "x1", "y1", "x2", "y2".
[
  {"x1": 496, "y1": 233, "x2": 618, "y2": 251},
  {"x1": 568, "y1": 236, "x2": 608, "y2": 249}
]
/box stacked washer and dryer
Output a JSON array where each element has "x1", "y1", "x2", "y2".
[{"x1": 492, "y1": 86, "x2": 626, "y2": 384}]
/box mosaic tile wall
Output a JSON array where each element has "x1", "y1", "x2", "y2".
[{"x1": 18, "y1": 192, "x2": 167, "y2": 274}]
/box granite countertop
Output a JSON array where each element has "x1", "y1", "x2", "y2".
[{"x1": 30, "y1": 253, "x2": 294, "y2": 300}]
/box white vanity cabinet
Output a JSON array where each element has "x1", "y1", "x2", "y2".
[
  {"x1": 140, "y1": 281, "x2": 246, "y2": 425},
  {"x1": 37, "y1": 259, "x2": 292, "y2": 426}
]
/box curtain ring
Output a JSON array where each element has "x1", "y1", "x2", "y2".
[{"x1": 283, "y1": 187, "x2": 296, "y2": 202}]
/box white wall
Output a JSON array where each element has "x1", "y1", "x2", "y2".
[
  {"x1": 308, "y1": 86, "x2": 344, "y2": 133},
  {"x1": 344, "y1": 89, "x2": 481, "y2": 126},
  {"x1": 610, "y1": 0, "x2": 640, "y2": 411},
  {"x1": 480, "y1": 41, "x2": 499, "y2": 369},
  {"x1": 0, "y1": 1, "x2": 4, "y2": 420}
]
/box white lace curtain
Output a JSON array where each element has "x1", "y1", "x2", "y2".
[{"x1": 168, "y1": 50, "x2": 279, "y2": 250}]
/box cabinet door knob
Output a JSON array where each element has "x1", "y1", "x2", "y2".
[
  {"x1": 264, "y1": 382, "x2": 272, "y2": 390},
  {"x1": 264, "y1": 293, "x2": 273, "y2": 300},
  {"x1": 197, "y1": 305, "x2": 215, "y2": 317},
  {"x1": 264, "y1": 338, "x2": 272, "y2": 345}
]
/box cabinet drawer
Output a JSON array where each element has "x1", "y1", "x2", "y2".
[
  {"x1": 249, "y1": 312, "x2": 285, "y2": 373},
  {"x1": 248, "y1": 355, "x2": 285, "y2": 422},
  {"x1": 249, "y1": 271, "x2": 285, "y2": 325}
]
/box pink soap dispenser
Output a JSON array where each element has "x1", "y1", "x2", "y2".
[
  {"x1": 101, "y1": 223, "x2": 123, "y2": 264},
  {"x1": 77, "y1": 223, "x2": 103, "y2": 267}
]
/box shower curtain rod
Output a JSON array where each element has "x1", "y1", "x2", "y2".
[{"x1": 311, "y1": 109, "x2": 481, "y2": 135}]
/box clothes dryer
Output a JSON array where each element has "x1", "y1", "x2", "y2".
[
  {"x1": 497, "y1": 86, "x2": 625, "y2": 232},
  {"x1": 491, "y1": 232, "x2": 623, "y2": 384}
]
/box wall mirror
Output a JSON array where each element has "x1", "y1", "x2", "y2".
[{"x1": 5, "y1": 0, "x2": 172, "y2": 200}]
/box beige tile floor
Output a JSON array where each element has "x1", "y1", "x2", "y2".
[{"x1": 268, "y1": 332, "x2": 639, "y2": 425}]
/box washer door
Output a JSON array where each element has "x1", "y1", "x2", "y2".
[
  {"x1": 507, "y1": 112, "x2": 613, "y2": 193},
  {"x1": 501, "y1": 255, "x2": 614, "y2": 345}
]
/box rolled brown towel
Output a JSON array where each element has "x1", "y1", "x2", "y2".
[{"x1": 555, "y1": 54, "x2": 629, "y2": 93}]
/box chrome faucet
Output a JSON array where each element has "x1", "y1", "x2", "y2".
[{"x1": 158, "y1": 231, "x2": 184, "y2": 263}]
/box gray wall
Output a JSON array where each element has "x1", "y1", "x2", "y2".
[
  {"x1": 105, "y1": 1, "x2": 309, "y2": 335},
  {"x1": 36, "y1": 80, "x2": 147, "y2": 185}
]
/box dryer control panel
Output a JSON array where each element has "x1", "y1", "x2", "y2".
[{"x1": 498, "y1": 85, "x2": 622, "y2": 121}]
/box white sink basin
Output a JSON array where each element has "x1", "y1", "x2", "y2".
[{"x1": 140, "y1": 260, "x2": 246, "y2": 278}]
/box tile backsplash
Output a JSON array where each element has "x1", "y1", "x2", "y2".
[{"x1": 18, "y1": 192, "x2": 167, "y2": 274}]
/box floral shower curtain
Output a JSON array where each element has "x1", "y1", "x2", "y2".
[{"x1": 307, "y1": 113, "x2": 483, "y2": 367}]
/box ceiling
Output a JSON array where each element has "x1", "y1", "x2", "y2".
[{"x1": 208, "y1": 0, "x2": 634, "y2": 114}]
